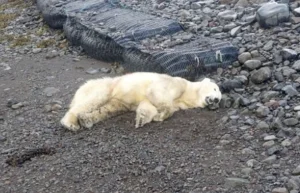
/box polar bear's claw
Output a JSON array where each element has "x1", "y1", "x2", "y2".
[
  {"x1": 135, "y1": 101, "x2": 159, "y2": 128},
  {"x1": 60, "y1": 113, "x2": 81, "y2": 131},
  {"x1": 135, "y1": 111, "x2": 150, "y2": 128},
  {"x1": 78, "y1": 113, "x2": 94, "y2": 129}
]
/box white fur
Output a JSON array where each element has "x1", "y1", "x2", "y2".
[{"x1": 60, "y1": 72, "x2": 222, "y2": 131}]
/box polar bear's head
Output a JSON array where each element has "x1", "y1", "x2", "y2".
[{"x1": 197, "y1": 78, "x2": 222, "y2": 109}]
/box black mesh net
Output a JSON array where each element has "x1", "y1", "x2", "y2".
[{"x1": 37, "y1": 0, "x2": 238, "y2": 80}]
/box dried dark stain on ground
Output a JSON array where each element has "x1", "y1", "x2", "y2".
[
  {"x1": 0, "y1": 53, "x2": 257, "y2": 192},
  {"x1": 5, "y1": 146, "x2": 56, "y2": 167}
]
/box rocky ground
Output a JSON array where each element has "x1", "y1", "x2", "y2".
[{"x1": 1, "y1": 0, "x2": 300, "y2": 193}]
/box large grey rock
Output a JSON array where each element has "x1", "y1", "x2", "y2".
[
  {"x1": 238, "y1": 52, "x2": 252, "y2": 64},
  {"x1": 271, "y1": 187, "x2": 288, "y2": 193},
  {"x1": 292, "y1": 165, "x2": 300, "y2": 175},
  {"x1": 225, "y1": 178, "x2": 250, "y2": 188},
  {"x1": 43, "y1": 87, "x2": 59, "y2": 97},
  {"x1": 256, "y1": 106, "x2": 270, "y2": 117},
  {"x1": 287, "y1": 177, "x2": 300, "y2": 190},
  {"x1": 256, "y1": 2, "x2": 290, "y2": 28},
  {"x1": 250, "y1": 67, "x2": 271, "y2": 84},
  {"x1": 244, "y1": 60, "x2": 262, "y2": 70},
  {"x1": 263, "y1": 40, "x2": 274, "y2": 51},
  {"x1": 292, "y1": 60, "x2": 300, "y2": 71},
  {"x1": 293, "y1": 7, "x2": 300, "y2": 17},
  {"x1": 281, "y1": 48, "x2": 298, "y2": 61},
  {"x1": 283, "y1": 118, "x2": 298, "y2": 126},
  {"x1": 230, "y1": 26, "x2": 241, "y2": 37},
  {"x1": 282, "y1": 85, "x2": 299, "y2": 97},
  {"x1": 218, "y1": 10, "x2": 238, "y2": 21}
]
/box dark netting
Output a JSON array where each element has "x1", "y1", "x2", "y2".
[
  {"x1": 36, "y1": 0, "x2": 238, "y2": 80},
  {"x1": 37, "y1": 0, "x2": 70, "y2": 29}
]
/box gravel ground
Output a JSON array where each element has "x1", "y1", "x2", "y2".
[{"x1": 1, "y1": 0, "x2": 300, "y2": 193}]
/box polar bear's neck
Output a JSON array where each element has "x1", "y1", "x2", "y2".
[{"x1": 175, "y1": 83, "x2": 200, "y2": 109}]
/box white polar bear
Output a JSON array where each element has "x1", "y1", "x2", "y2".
[{"x1": 60, "y1": 72, "x2": 222, "y2": 131}]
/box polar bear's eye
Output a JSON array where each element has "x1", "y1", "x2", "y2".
[{"x1": 214, "y1": 88, "x2": 216, "y2": 91}]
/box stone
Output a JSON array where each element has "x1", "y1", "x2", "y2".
[
  {"x1": 235, "y1": 0, "x2": 249, "y2": 7},
  {"x1": 246, "y1": 159, "x2": 259, "y2": 168},
  {"x1": 241, "y1": 168, "x2": 253, "y2": 176},
  {"x1": 264, "y1": 135, "x2": 276, "y2": 141},
  {"x1": 281, "y1": 139, "x2": 292, "y2": 147},
  {"x1": 43, "y1": 87, "x2": 59, "y2": 97},
  {"x1": 11, "y1": 102, "x2": 24, "y2": 109},
  {"x1": 256, "y1": 2, "x2": 290, "y2": 28},
  {"x1": 263, "y1": 40, "x2": 274, "y2": 51},
  {"x1": 281, "y1": 48, "x2": 298, "y2": 61},
  {"x1": 100, "y1": 67, "x2": 111, "y2": 73},
  {"x1": 224, "y1": 178, "x2": 250, "y2": 188},
  {"x1": 230, "y1": 26, "x2": 241, "y2": 37},
  {"x1": 32, "y1": 48, "x2": 42, "y2": 54},
  {"x1": 220, "y1": 79, "x2": 243, "y2": 92},
  {"x1": 154, "y1": 165, "x2": 165, "y2": 172},
  {"x1": 51, "y1": 104, "x2": 62, "y2": 111},
  {"x1": 287, "y1": 177, "x2": 300, "y2": 190},
  {"x1": 211, "y1": 26, "x2": 223, "y2": 33},
  {"x1": 267, "y1": 145, "x2": 281, "y2": 155},
  {"x1": 218, "y1": 10, "x2": 238, "y2": 21},
  {"x1": 0, "y1": 136, "x2": 6, "y2": 142},
  {"x1": 292, "y1": 165, "x2": 300, "y2": 176},
  {"x1": 261, "y1": 91, "x2": 280, "y2": 103},
  {"x1": 271, "y1": 187, "x2": 288, "y2": 193},
  {"x1": 293, "y1": 7, "x2": 300, "y2": 17},
  {"x1": 250, "y1": 67, "x2": 271, "y2": 84},
  {"x1": 294, "y1": 106, "x2": 300, "y2": 111},
  {"x1": 45, "y1": 52, "x2": 59, "y2": 59},
  {"x1": 244, "y1": 60, "x2": 262, "y2": 70},
  {"x1": 256, "y1": 106, "x2": 270, "y2": 118},
  {"x1": 263, "y1": 140, "x2": 275, "y2": 147},
  {"x1": 219, "y1": 95, "x2": 233, "y2": 108},
  {"x1": 282, "y1": 67, "x2": 296, "y2": 78},
  {"x1": 271, "y1": 117, "x2": 284, "y2": 130},
  {"x1": 0, "y1": 62, "x2": 11, "y2": 71},
  {"x1": 263, "y1": 155, "x2": 277, "y2": 163},
  {"x1": 292, "y1": 60, "x2": 300, "y2": 71},
  {"x1": 203, "y1": 7, "x2": 212, "y2": 14},
  {"x1": 257, "y1": 121, "x2": 270, "y2": 130},
  {"x1": 191, "y1": 2, "x2": 202, "y2": 9},
  {"x1": 282, "y1": 85, "x2": 299, "y2": 97},
  {"x1": 238, "y1": 52, "x2": 252, "y2": 64},
  {"x1": 283, "y1": 118, "x2": 298, "y2": 126},
  {"x1": 85, "y1": 67, "x2": 100, "y2": 75},
  {"x1": 224, "y1": 23, "x2": 237, "y2": 31}
]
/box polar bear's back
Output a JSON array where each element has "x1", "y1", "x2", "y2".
[
  {"x1": 111, "y1": 72, "x2": 174, "y2": 105},
  {"x1": 70, "y1": 77, "x2": 114, "y2": 108}
]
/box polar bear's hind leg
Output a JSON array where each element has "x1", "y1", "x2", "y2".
[
  {"x1": 61, "y1": 78, "x2": 114, "y2": 131},
  {"x1": 78, "y1": 99, "x2": 129, "y2": 129}
]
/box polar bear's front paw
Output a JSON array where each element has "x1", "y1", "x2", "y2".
[
  {"x1": 78, "y1": 113, "x2": 94, "y2": 129},
  {"x1": 153, "y1": 107, "x2": 174, "y2": 122},
  {"x1": 60, "y1": 112, "x2": 80, "y2": 131},
  {"x1": 135, "y1": 110, "x2": 154, "y2": 128}
]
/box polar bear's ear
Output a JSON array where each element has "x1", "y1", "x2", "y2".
[{"x1": 202, "y1": 78, "x2": 211, "y2": 83}]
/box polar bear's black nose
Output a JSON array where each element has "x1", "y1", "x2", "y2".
[{"x1": 214, "y1": 98, "x2": 220, "y2": 103}]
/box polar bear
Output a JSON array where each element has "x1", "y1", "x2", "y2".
[{"x1": 60, "y1": 72, "x2": 222, "y2": 131}]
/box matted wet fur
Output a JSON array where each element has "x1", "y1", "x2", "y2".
[{"x1": 60, "y1": 72, "x2": 222, "y2": 131}]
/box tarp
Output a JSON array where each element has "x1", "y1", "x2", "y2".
[{"x1": 37, "y1": 0, "x2": 238, "y2": 80}]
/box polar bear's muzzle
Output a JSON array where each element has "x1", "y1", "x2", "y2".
[
  {"x1": 205, "y1": 96, "x2": 220, "y2": 105},
  {"x1": 205, "y1": 96, "x2": 221, "y2": 110}
]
